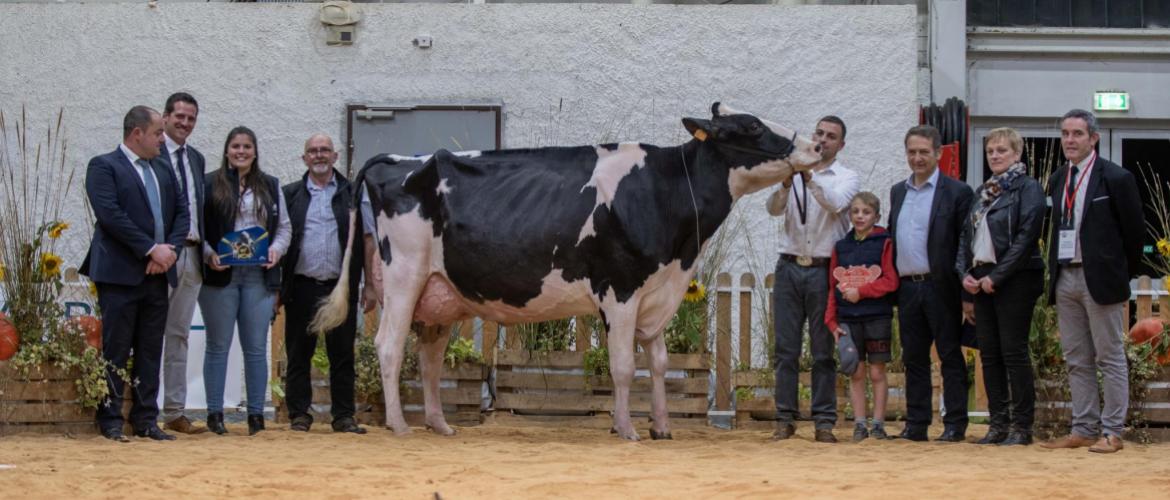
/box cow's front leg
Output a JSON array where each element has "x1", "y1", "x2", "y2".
[
  {"x1": 605, "y1": 315, "x2": 639, "y2": 441},
  {"x1": 418, "y1": 324, "x2": 455, "y2": 436},
  {"x1": 640, "y1": 332, "x2": 672, "y2": 440}
]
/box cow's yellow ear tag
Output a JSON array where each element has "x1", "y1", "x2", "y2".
[{"x1": 693, "y1": 129, "x2": 708, "y2": 142}]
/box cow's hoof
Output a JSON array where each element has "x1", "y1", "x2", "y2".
[
  {"x1": 386, "y1": 424, "x2": 412, "y2": 436},
  {"x1": 425, "y1": 423, "x2": 457, "y2": 436},
  {"x1": 611, "y1": 427, "x2": 640, "y2": 441},
  {"x1": 649, "y1": 429, "x2": 673, "y2": 440}
]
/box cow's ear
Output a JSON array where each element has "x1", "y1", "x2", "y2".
[
  {"x1": 710, "y1": 102, "x2": 722, "y2": 116},
  {"x1": 682, "y1": 117, "x2": 717, "y2": 142}
]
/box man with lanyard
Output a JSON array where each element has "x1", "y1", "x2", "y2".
[
  {"x1": 1041, "y1": 109, "x2": 1143, "y2": 453},
  {"x1": 766, "y1": 116, "x2": 859, "y2": 443}
]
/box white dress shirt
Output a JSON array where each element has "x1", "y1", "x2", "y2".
[
  {"x1": 164, "y1": 133, "x2": 200, "y2": 242},
  {"x1": 770, "y1": 159, "x2": 860, "y2": 258},
  {"x1": 1061, "y1": 151, "x2": 1096, "y2": 264}
]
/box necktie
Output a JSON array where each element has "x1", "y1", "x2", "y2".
[
  {"x1": 1064, "y1": 164, "x2": 1079, "y2": 226},
  {"x1": 175, "y1": 145, "x2": 189, "y2": 201},
  {"x1": 137, "y1": 159, "x2": 165, "y2": 243}
]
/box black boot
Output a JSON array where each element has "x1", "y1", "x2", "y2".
[
  {"x1": 998, "y1": 428, "x2": 1033, "y2": 446},
  {"x1": 977, "y1": 426, "x2": 1009, "y2": 445},
  {"x1": 248, "y1": 414, "x2": 265, "y2": 436},
  {"x1": 207, "y1": 412, "x2": 228, "y2": 435}
]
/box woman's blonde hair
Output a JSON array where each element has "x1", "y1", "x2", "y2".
[{"x1": 985, "y1": 127, "x2": 1023, "y2": 155}]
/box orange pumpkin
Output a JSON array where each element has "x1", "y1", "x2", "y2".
[
  {"x1": 0, "y1": 312, "x2": 18, "y2": 361},
  {"x1": 1129, "y1": 318, "x2": 1170, "y2": 365},
  {"x1": 71, "y1": 315, "x2": 102, "y2": 350}
]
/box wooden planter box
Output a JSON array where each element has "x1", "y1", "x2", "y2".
[
  {"x1": 1035, "y1": 367, "x2": 1170, "y2": 427},
  {"x1": 732, "y1": 370, "x2": 943, "y2": 429},
  {"x1": 0, "y1": 362, "x2": 98, "y2": 435},
  {"x1": 493, "y1": 349, "x2": 710, "y2": 421},
  {"x1": 274, "y1": 360, "x2": 488, "y2": 427}
]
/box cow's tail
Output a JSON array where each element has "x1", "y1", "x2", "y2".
[{"x1": 310, "y1": 162, "x2": 374, "y2": 335}]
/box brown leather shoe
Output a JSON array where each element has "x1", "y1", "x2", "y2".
[
  {"x1": 164, "y1": 416, "x2": 208, "y2": 435},
  {"x1": 814, "y1": 428, "x2": 838, "y2": 443},
  {"x1": 1040, "y1": 433, "x2": 1096, "y2": 449},
  {"x1": 772, "y1": 423, "x2": 796, "y2": 440},
  {"x1": 1088, "y1": 435, "x2": 1124, "y2": 454}
]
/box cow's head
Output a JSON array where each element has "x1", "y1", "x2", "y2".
[{"x1": 683, "y1": 102, "x2": 821, "y2": 198}]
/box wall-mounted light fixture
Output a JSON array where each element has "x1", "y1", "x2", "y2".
[{"x1": 320, "y1": 0, "x2": 361, "y2": 46}]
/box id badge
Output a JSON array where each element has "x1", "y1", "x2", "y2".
[{"x1": 1057, "y1": 229, "x2": 1076, "y2": 263}]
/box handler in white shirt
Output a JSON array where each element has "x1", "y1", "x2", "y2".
[{"x1": 765, "y1": 116, "x2": 860, "y2": 443}]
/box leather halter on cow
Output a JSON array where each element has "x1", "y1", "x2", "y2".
[{"x1": 312, "y1": 102, "x2": 821, "y2": 440}]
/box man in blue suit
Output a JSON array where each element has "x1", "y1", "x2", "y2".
[{"x1": 81, "y1": 105, "x2": 190, "y2": 442}]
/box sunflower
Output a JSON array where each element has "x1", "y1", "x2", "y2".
[
  {"x1": 47, "y1": 221, "x2": 69, "y2": 239},
  {"x1": 0, "y1": 264, "x2": 5, "y2": 281},
  {"x1": 684, "y1": 279, "x2": 706, "y2": 302},
  {"x1": 39, "y1": 252, "x2": 63, "y2": 278},
  {"x1": 1157, "y1": 238, "x2": 1170, "y2": 258},
  {"x1": 1165, "y1": 275, "x2": 1170, "y2": 293},
  {"x1": 88, "y1": 281, "x2": 98, "y2": 297}
]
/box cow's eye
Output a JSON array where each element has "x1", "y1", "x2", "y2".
[{"x1": 747, "y1": 122, "x2": 764, "y2": 136}]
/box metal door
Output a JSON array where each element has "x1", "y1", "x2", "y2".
[{"x1": 345, "y1": 102, "x2": 503, "y2": 176}]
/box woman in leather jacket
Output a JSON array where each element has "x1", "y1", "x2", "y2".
[{"x1": 956, "y1": 127, "x2": 1046, "y2": 446}]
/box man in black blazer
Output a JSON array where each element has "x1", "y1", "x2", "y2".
[
  {"x1": 81, "y1": 106, "x2": 190, "y2": 442},
  {"x1": 887, "y1": 125, "x2": 974, "y2": 442},
  {"x1": 156, "y1": 92, "x2": 209, "y2": 435},
  {"x1": 1041, "y1": 109, "x2": 1144, "y2": 454}
]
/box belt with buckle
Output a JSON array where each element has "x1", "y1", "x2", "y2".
[
  {"x1": 184, "y1": 239, "x2": 201, "y2": 247},
  {"x1": 780, "y1": 253, "x2": 829, "y2": 267},
  {"x1": 1061, "y1": 262, "x2": 1083, "y2": 269},
  {"x1": 900, "y1": 273, "x2": 932, "y2": 282}
]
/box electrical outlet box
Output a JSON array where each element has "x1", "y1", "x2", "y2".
[{"x1": 413, "y1": 35, "x2": 432, "y2": 49}]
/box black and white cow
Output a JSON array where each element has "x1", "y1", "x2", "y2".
[{"x1": 312, "y1": 103, "x2": 821, "y2": 440}]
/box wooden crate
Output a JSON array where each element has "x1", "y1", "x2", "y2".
[
  {"x1": 274, "y1": 360, "x2": 487, "y2": 427},
  {"x1": 1035, "y1": 367, "x2": 1170, "y2": 427},
  {"x1": 0, "y1": 362, "x2": 97, "y2": 435},
  {"x1": 732, "y1": 370, "x2": 943, "y2": 429},
  {"x1": 493, "y1": 349, "x2": 710, "y2": 419}
]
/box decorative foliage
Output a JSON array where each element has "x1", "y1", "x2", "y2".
[
  {"x1": 515, "y1": 318, "x2": 574, "y2": 353},
  {"x1": 0, "y1": 108, "x2": 121, "y2": 410},
  {"x1": 445, "y1": 335, "x2": 482, "y2": 367}
]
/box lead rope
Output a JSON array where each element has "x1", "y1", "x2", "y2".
[{"x1": 680, "y1": 147, "x2": 703, "y2": 277}]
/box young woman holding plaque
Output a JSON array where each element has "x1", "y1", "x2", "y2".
[{"x1": 199, "y1": 126, "x2": 291, "y2": 436}]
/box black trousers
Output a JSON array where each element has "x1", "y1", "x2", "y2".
[
  {"x1": 95, "y1": 275, "x2": 169, "y2": 432},
  {"x1": 284, "y1": 275, "x2": 358, "y2": 421},
  {"x1": 897, "y1": 279, "x2": 968, "y2": 430},
  {"x1": 973, "y1": 269, "x2": 1042, "y2": 431}
]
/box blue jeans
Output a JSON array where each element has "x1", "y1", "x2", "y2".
[{"x1": 199, "y1": 267, "x2": 275, "y2": 415}]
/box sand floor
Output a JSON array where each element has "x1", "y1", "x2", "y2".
[{"x1": 1, "y1": 419, "x2": 1168, "y2": 499}]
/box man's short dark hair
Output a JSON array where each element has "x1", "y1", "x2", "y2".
[
  {"x1": 904, "y1": 125, "x2": 941, "y2": 152},
  {"x1": 123, "y1": 106, "x2": 159, "y2": 139},
  {"x1": 164, "y1": 92, "x2": 199, "y2": 115},
  {"x1": 817, "y1": 115, "x2": 846, "y2": 140},
  {"x1": 1061, "y1": 108, "x2": 1098, "y2": 135}
]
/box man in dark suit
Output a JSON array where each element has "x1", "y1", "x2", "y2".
[
  {"x1": 81, "y1": 106, "x2": 190, "y2": 442},
  {"x1": 157, "y1": 92, "x2": 209, "y2": 435},
  {"x1": 1040, "y1": 109, "x2": 1144, "y2": 454},
  {"x1": 280, "y1": 133, "x2": 378, "y2": 434},
  {"x1": 887, "y1": 125, "x2": 974, "y2": 442}
]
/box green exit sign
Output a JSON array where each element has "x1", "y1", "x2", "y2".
[{"x1": 1094, "y1": 92, "x2": 1130, "y2": 111}]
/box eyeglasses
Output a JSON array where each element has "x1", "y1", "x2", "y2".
[{"x1": 305, "y1": 148, "x2": 334, "y2": 156}]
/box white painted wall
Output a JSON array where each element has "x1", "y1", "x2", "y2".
[{"x1": 1, "y1": 3, "x2": 918, "y2": 366}]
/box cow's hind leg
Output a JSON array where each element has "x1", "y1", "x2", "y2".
[
  {"x1": 375, "y1": 260, "x2": 429, "y2": 435},
  {"x1": 603, "y1": 309, "x2": 639, "y2": 441},
  {"x1": 639, "y1": 332, "x2": 672, "y2": 440},
  {"x1": 418, "y1": 324, "x2": 455, "y2": 436}
]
